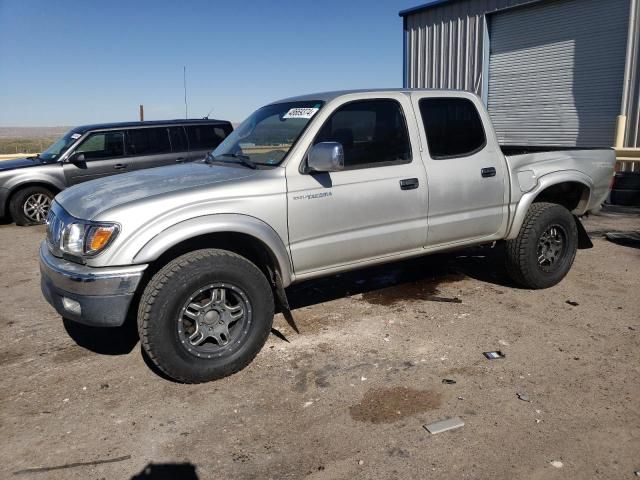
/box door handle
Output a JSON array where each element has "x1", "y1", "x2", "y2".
[
  {"x1": 175, "y1": 157, "x2": 185, "y2": 163},
  {"x1": 481, "y1": 167, "x2": 496, "y2": 178},
  {"x1": 400, "y1": 178, "x2": 419, "y2": 190},
  {"x1": 114, "y1": 163, "x2": 128, "y2": 170}
]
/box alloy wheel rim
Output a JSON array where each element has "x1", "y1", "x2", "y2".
[
  {"x1": 177, "y1": 283, "x2": 252, "y2": 358},
  {"x1": 23, "y1": 193, "x2": 51, "y2": 223},
  {"x1": 537, "y1": 224, "x2": 566, "y2": 271}
]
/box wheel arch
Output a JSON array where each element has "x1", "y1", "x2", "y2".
[
  {"x1": 507, "y1": 172, "x2": 592, "y2": 240},
  {"x1": 133, "y1": 215, "x2": 294, "y2": 287},
  {"x1": 6, "y1": 181, "x2": 61, "y2": 220}
]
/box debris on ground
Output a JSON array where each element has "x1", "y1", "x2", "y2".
[
  {"x1": 483, "y1": 351, "x2": 506, "y2": 360},
  {"x1": 634, "y1": 469, "x2": 640, "y2": 477},
  {"x1": 423, "y1": 417, "x2": 465, "y2": 434},
  {"x1": 441, "y1": 378, "x2": 456, "y2": 384},
  {"x1": 565, "y1": 300, "x2": 579, "y2": 306},
  {"x1": 550, "y1": 460, "x2": 564, "y2": 468},
  {"x1": 517, "y1": 392, "x2": 531, "y2": 402},
  {"x1": 429, "y1": 296, "x2": 462, "y2": 303},
  {"x1": 13, "y1": 455, "x2": 131, "y2": 475}
]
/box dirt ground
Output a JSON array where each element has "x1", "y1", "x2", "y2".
[{"x1": 0, "y1": 207, "x2": 638, "y2": 480}]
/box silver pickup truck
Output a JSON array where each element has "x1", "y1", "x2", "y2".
[{"x1": 39, "y1": 89, "x2": 615, "y2": 383}]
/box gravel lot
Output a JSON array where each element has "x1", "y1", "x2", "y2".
[{"x1": 0, "y1": 207, "x2": 638, "y2": 479}]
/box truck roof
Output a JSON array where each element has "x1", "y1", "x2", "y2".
[
  {"x1": 274, "y1": 88, "x2": 477, "y2": 104},
  {"x1": 71, "y1": 118, "x2": 231, "y2": 134}
]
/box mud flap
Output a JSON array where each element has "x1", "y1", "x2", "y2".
[
  {"x1": 272, "y1": 269, "x2": 299, "y2": 334},
  {"x1": 574, "y1": 216, "x2": 593, "y2": 249}
]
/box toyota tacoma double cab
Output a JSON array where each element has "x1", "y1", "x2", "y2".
[{"x1": 40, "y1": 89, "x2": 615, "y2": 383}]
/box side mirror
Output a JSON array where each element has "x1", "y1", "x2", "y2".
[
  {"x1": 69, "y1": 152, "x2": 85, "y2": 164},
  {"x1": 307, "y1": 142, "x2": 344, "y2": 173}
]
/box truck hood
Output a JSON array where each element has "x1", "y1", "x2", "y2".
[{"x1": 56, "y1": 162, "x2": 258, "y2": 219}]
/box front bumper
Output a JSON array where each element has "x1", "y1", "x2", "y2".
[{"x1": 39, "y1": 242, "x2": 147, "y2": 327}]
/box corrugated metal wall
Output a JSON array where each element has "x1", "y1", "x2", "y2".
[
  {"x1": 403, "y1": 0, "x2": 640, "y2": 147},
  {"x1": 404, "y1": 0, "x2": 537, "y2": 93}
]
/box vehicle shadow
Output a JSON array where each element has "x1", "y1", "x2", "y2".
[
  {"x1": 285, "y1": 244, "x2": 515, "y2": 311},
  {"x1": 63, "y1": 316, "x2": 139, "y2": 355},
  {"x1": 130, "y1": 462, "x2": 199, "y2": 479},
  {"x1": 63, "y1": 244, "x2": 515, "y2": 358}
]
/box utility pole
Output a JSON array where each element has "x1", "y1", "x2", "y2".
[{"x1": 139, "y1": 104, "x2": 144, "y2": 122}]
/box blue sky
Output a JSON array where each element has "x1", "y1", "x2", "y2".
[{"x1": 0, "y1": 0, "x2": 419, "y2": 126}]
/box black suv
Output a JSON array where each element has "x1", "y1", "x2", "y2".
[{"x1": 0, "y1": 119, "x2": 233, "y2": 225}]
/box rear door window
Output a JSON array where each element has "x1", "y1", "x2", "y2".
[
  {"x1": 186, "y1": 125, "x2": 229, "y2": 150},
  {"x1": 419, "y1": 98, "x2": 486, "y2": 159},
  {"x1": 126, "y1": 128, "x2": 171, "y2": 155},
  {"x1": 75, "y1": 131, "x2": 125, "y2": 159},
  {"x1": 168, "y1": 126, "x2": 188, "y2": 152}
]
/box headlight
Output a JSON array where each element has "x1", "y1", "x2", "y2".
[{"x1": 61, "y1": 222, "x2": 119, "y2": 256}]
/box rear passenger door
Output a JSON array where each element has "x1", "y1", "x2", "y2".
[
  {"x1": 63, "y1": 130, "x2": 128, "y2": 185},
  {"x1": 185, "y1": 124, "x2": 229, "y2": 161},
  {"x1": 124, "y1": 127, "x2": 179, "y2": 171},
  {"x1": 412, "y1": 94, "x2": 508, "y2": 246}
]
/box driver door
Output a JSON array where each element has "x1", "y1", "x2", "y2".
[
  {"x1": 286, "y1": 95, "x2": 428, "y2": 275},
  {"x1": 63, "y1": 130, "x2": 127, "y2": 186}
]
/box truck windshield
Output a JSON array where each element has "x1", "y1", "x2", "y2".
[
  {"x1": 39, "y1": 131, "x2": 81, "y2": 161},
  {"x1": 210, "y1": 101, "x2": 323, "y2": 167}
]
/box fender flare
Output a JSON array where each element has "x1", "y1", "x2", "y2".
[
  {"x1": 133, "y1": 214, "x2": 294, "y2": 286},
  {"x1": 506, "y1": 171, "x2": 593, "y2": 240}
]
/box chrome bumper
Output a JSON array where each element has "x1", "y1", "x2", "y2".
[{"x1": 39, "y1": 242, "x2": 147, "y2": 326}]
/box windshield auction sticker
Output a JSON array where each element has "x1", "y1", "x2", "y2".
[{"x1": 283, "y1": 107, "x2": 319, "y2": 119}]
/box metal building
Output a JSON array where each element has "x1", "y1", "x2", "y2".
[{"x1": 400, "y1": 0, "x2": 640, "y2": 151}]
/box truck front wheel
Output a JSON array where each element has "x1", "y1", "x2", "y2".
[
  {"x1": 138, "y1": 249, "x2": 274, "y2": 383},
  {"x1": 505, "y1": 202, "x2": 578, "y2": 289}
]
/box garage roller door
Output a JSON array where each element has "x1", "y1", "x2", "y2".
[{"x1": 487, "y1": 0, "x2": 629, "y2": 147}]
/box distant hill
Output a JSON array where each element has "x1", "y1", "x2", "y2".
[
  {"x1": 0, "y1": 126, "x2": 70, "y2": 139},
  {"x1": 0, "y1": 127, "x2": 70, "y2": 154}
]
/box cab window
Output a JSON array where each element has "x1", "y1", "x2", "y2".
[{"x1": 314, "y1": 99, "x2": 411, "y2": 170}]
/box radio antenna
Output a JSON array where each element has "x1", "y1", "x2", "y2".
[
  {"x1": 203, "y1": 106, "x2": 215, "y2": 119},
  {"x1": 183, "y1": 66, "x2": 188, "y2": 119}
]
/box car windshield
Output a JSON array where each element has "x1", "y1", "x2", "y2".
[
  {"x1": 39, "y1": 131, "x2": 82, "y2": 161},
  {"x1": 210, "y1": 101, "x2": 323, "y2": 166}
]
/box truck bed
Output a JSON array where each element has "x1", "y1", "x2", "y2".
[{"x1": 500, "y1": 145, "x2": 613, "y2": 156}]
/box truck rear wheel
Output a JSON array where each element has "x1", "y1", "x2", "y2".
[
  {"x1": 138, "y1": 249, "x2": 274, "y2": 383},
  {"x1": 505, "y1": 202, "x2": 578, "y2": 289}
]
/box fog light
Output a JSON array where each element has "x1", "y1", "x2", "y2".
[{"x1": 62, "y1": 297, "x2": 82, "y2": 316}]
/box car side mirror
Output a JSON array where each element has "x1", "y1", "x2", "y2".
[
  {"x1": 307, "y1": 142, "x2": 344, "y2": 173},
  {"x1": 69, "y1": 152, "x2": 85, "y2": 164}
]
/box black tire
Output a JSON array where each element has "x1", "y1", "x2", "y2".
[
  {"x1": 505, "y1": 202, "x2": 578, "y2": 289},
  {"x1": 9, "y1": 185, "x2": 54, "y2": 226},
  {"x1": 138, "y1": 249, "x2": 274, "y2": 383}
]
